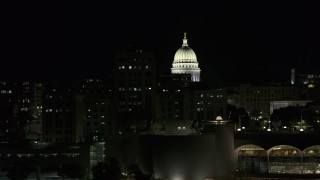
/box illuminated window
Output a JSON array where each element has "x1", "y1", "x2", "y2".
[{"x1": 308, "y1": 84, "x2": 315, "y2": 88}]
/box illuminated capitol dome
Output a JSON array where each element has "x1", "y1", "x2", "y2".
[{"x1": 171, "y1": 33, "x2": 201, "y2": 82}]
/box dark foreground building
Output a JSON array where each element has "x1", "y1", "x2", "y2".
[
  {"x1": 0, "y1": 142, "x2": 90, "y2": 179},
  {"x1": 107, "y1": 124, "x2": 320, "y2": 180}
]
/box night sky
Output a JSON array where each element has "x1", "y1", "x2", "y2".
[{"x1": 3, "y1": 1, "x2": 320, "y2": 86}]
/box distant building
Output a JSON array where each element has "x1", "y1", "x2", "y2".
[
  {"x1": 78, "y1": 78, "x2": 115, "y2": 142},
  {"x1": 42, "y1": 80, "x2": 83, "y2": 143},
  {"x1": 270, "y1": 100, "x2": 313, "y2": 115},
  {"x1": 192, "y1": 88, "x2": 227, "y2": 127},
  {"x1": 296, "y1": 71, "x2": 320, "y2": 100},
  {"x1": 25, "y1": 82, "x2": 44, "y2": 141},
  {"x1": 155, "y1": 74, "x2": 192, "y2": 122},
  {"x1": 239, "y1": 84, "x2": 299, "y2": 117},
  {"x1": 0, "y1": 81, "x2": 43, "y2": 141},
  {"x1": 0, "y1": 142, "x2": 90, "y2": 179},
  {"x1": 171, "y1": 33, "x2": 201, "y2": 82},
  {"x1": 155, "y1": 75, "x2": 227, "y2": 132},
  {"x1": 114, "y1": 50, "x2": 156, "y2": 132}
]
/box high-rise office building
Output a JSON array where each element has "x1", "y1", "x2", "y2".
[
  {"x1": 42, "y1": 80, "x2": 83, "y2": 143},
  {"x1": 0, "y1": 81, "x2": 41, "y2": 141},
  {"x1": 78, "y1": 78, "x2": 114, "y2": 142},
  {"x1": 114, "y1": 50, "x2": 156, "y2": 132}
]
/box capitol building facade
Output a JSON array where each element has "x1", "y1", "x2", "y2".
[{"x1": 171, "y1": 33, "x2": 201, "y2": 82}]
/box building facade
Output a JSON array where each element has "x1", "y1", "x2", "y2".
[
  {"x1": 239, "y1": 84, "x2": 299, "y2": 117},
  {"x1": 114, "y1": 50, "x2": 156, "y2": 132}
]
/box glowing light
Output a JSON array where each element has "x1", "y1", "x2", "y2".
[
  {"x1": 300, "y1": 128, "x2": 304, "y2": 132},
  {"x1": 237, "y1": 128, "x2": 241, "y2": 131},
  {"x1": 172, "y1": 176, "x2": 183, "y2": 180},
  {"x1": 267, "y1": 128, "x2": 271, "y2": 131}
]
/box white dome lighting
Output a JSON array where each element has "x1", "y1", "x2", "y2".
[{"x1": 171, "y1": 33, "x2": 201, "y2": 82}]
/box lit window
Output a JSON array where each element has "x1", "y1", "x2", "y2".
[
  {"x1": 128, "y1": 66, "x2": 132, "y2": 69},
  {"x1": 308, "y1": 84, "x2": 315, "y2": 88}
]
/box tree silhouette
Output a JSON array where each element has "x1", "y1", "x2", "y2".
[
  {"x1": 126, "y1": 164, "x2": 152, "y2": 180},
  {"x1": 58, "y1": 163, "x2": 86, "y2": 179},
  {"x1": 271, "y1": 106, "x2": 301, "y2": 128},
  {"x1": 92, "y1": 157, "x2": 122, "y2": 180}
]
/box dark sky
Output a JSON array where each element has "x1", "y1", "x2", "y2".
[{"x1": 3, "y1": 1, "x2": 320, "y2": 86}]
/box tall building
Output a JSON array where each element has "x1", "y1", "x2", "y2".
[
  {"x1": 25, "y1": 82, "x2": 44, "y2": 141},
  {"x1": 42, "y1": 78, "x2": 115, "y2": 143},
  {"x1": 0, "y1": 80, "x2": 42, "y2": 141},
  {"x1": 171, "y1": 33, "x2": 201, "y2": 82},
  {"x1": 114, "y1": 50, "x2": 156, "y2": 132},
  {"x1": 42, "y1": 80, "x2": 83, "y2": 143},
  {"x1": 192, "y1": 88, "x2": 227, "y2": 128},
  {"x1": 155, "y1": 74, "x2": 192, "y2": 123},
  {"x1": 78, "y1": 78, "x2": 114, "y2": 142},
  {"x1": 0, "y1": 81, "x2": 16, "y2": 140}
]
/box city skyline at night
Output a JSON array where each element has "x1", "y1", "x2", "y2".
[{"x1": 1, "y1": 2, "x2": 320, "y2": 179}]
